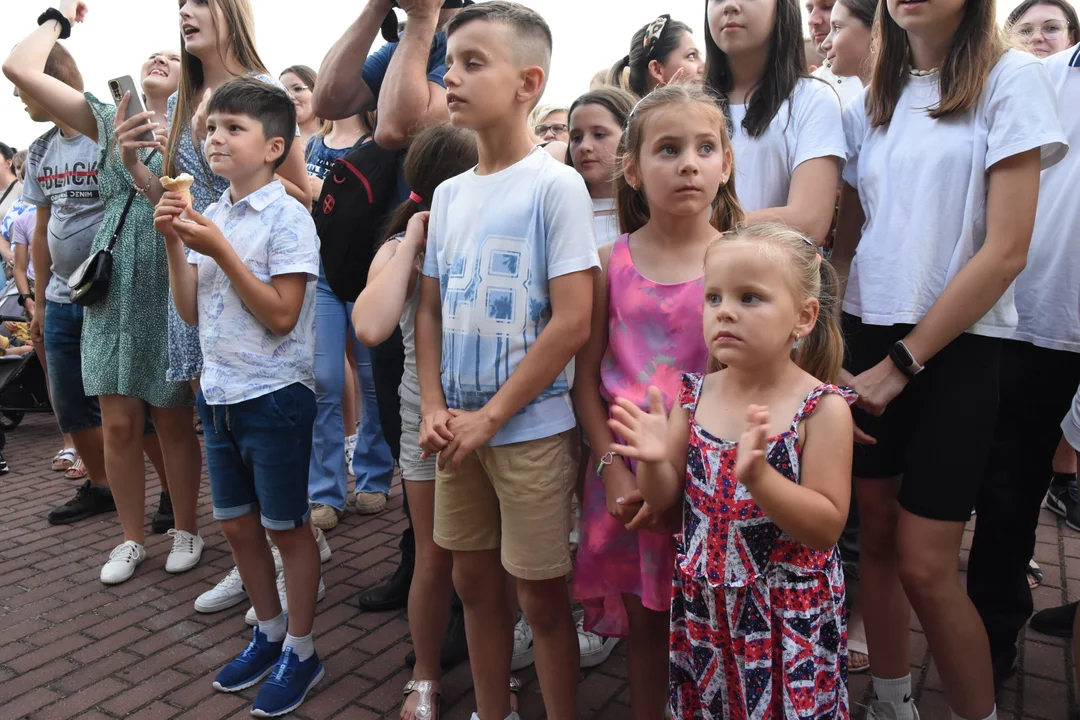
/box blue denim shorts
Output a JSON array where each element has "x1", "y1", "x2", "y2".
[
  {"x1": 44, "y1": 301, "x2": 101, "y2": 434},
  {"x1": 198, "y1": 383, "x2": 316, "y2": 530}
]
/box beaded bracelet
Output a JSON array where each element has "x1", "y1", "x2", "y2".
[{"x1": 132, "y1": 171, "x2": 156, "y2": 197}]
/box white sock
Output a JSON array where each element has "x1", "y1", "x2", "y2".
[
  {"x1": 872, "y1": 675, "x2": 914, "y2": 718},
  {"x1": 257, "y1": 612, "x2": 286, "y2": 643},
  {"x1": 284, "y1": 633, "x2": 315, "y2": 662},
  {"x1": 952, "y1": 709, "x2": 997, "y2": 720},
  {"x1": 469, "y1": 714, "x2": 520, "y2": 720}
]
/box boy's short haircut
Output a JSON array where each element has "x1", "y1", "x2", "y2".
[
  {"x1": 208, "y1": 77, "x2": 297, "y2": 169},
  {"x1": 44, "y1": 43, "x2": 83, "y2": 92},
  {"x1": 445, "y1": 1, "x2": 552, "y2": 79}
]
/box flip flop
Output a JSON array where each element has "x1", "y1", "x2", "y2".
[
  {"x1": 51, "y1": 447, "x2": 77, "y2": 471},
  {"x1": 1027, "y1": 559, "x2": 1044, "y2": 590}
]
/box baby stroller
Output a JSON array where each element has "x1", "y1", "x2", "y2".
[{"x1": 0, "y1": 278, "x2": 51, "y2": 430}]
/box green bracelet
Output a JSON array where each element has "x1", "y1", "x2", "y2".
[{"x1": 596, "y1": 451, "x2": 618, "y2": 476}]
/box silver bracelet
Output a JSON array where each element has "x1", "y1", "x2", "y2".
[{"x1": 132, "y1": 170, "x2": 156, "y2": 197}]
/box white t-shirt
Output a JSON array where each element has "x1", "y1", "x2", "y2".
[
  {"x1": 592, "y1": 197, "x2": 619, "y2": 248},
  {"x1": 422, "y1": 149, "x2": 600, "y2": 446},
  {"x1": 728, "y1": 77, "x2": 845, "y2": 212},
  {"x1": 190, "y1": 181, "x2": 321, "y2": 405},
  {"x1": 812, "y1": 64, "x2": 864, "y2": 108},
  {"x1": 842, "y1": 49, "x2": 1067, "y2": 337},
  {"x1": 1013, "y1": 44, "x2": 1080, "y2": 352}
]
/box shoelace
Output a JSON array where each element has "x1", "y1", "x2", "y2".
[
  {"x1": 238, "y1": 629, "x2": 262, "y2": 662},
  {"x1": 168, "y1": 530, "x2": 195, "y2": 554},
  {"x1": 70, "y1": 480, "x2": 94, "y2": 504},
  {"x1": 218, "y1": 567, "x2": 243, "y2": 589},
  {"x1": 266, "y1": 647, "x2": 296, "y2": 687},
  {"x1": 109, "y1": 542, "x2": 140, "y2": 562}
]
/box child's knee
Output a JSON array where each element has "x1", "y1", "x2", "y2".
[
  {"x1": 452, "y1": 551, "x2": 503, "y2": 605},
  {"x1": 221, "y1": 513, "x2": 265, "y2": 544},
  {"x1": 518, "y1": 578, "x2": 571, "y2": 632}
]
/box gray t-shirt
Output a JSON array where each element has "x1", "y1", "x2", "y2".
[{"x1": 23, "y1": 127, "x2": 104, "y2": 303}]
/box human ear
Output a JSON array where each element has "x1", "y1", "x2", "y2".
[
  {"x1": 518, "y1": 66, "x2": 546, "y2": 106},
  {"x1": 265, "y1": 136, "x2": 286, "y2": 166},
  {"x1": 795, "y1": 296, "x2": 819, "y2": 341}
]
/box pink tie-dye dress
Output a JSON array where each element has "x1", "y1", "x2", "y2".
[{"x1": 573, "y1": 234, "x2": 709, "y2": 636}]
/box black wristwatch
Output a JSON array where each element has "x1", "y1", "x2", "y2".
[
  {"x1": 17, "y1": 293, "x2": 34, "y2": 308},
  {"x1": 38, "y1": 8, "x2": 72, "y2": 39},
  {"x1": 888, "y1": 341, "x2": 924, "y2": 380}
]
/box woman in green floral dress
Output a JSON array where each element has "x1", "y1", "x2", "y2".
[{"x1": 4, "y1": 1, "x2": 204, "y2": 585}]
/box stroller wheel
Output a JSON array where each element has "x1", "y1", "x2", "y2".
[{"x1": 0, "y1": 411, "x2": 24, "y2": 430}]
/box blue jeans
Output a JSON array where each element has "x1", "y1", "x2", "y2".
[
  {"x1": 44, "y1": 300, "x2": 101, "y2": 434},
  {"x1": 308, "y1": 265, "x2": 394, "y2": 511},
  {"x1": 199, "y1": 383, "x2": 316, "y2": 531}
]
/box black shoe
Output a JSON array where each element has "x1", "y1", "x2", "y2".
[
  {"x1": 0, "y1": 452, "x2": 9, "y2": 474},
  {"x1": 1030, "y1": 600, "x2": 1079, "y2": 638},
  {"x1": 151, "y1": 492, "x2": 174, "y2": 534},
  {"x1": 991, "y1": 649, "x2": 1018, "y2": 694},
  {"x1": 405, "y1": 606, "x2": 470, "y2": 670},
  {"x1": 1044, "y1": 480, "x2": 1080, "y2": 532},
  {"x1": 47, "y1": 480, "x2": 116, "y2": 525},
  {"x1": 357, "y1": 560, "x2": 412, "y2": 612}
]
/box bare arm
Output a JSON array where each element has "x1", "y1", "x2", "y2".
[
  {"x1": 745, "y1": 157, "x2": 840, "y2": 245},
  {"x1": 353, "y1": 217, "x2": 426, "y2": 346},
  {"x1": 902, "y1": 150, "x2": 1038, "y2": 365},
  {"x1": 166, "y1": 240, "x2": 199, "y2": 327},
  {"x1": 743, "y1": 394, "x2": 852, "y2": 550},
  {"x1": 31, "y1": 208, "x2": 51, "y2": 316},
  {"x1": 571, "y1": 245, "x2": 613, "y2": 452},
  {"x1": 311, "y1": 0, "x2": 391, "y2": 120},
  {"x1": 832, "y1": 182, "x2": 863, "y2": 300},
  {"x1": 635, "y1": 402, "x2": 691, "y2": 512},
  {"x1": 13, "y1": 245, "x2": 30, "y2": 297},
  {"x1": 276, "y1": 140, "x2": 313, "y2": 210},
  {"x1": 374, "y1": 5, "x2": 449, "y2": 149},
  {"x1": 415, "y1": 273, "x2": 447, "y2": 415},
  {"x1": 2, "y1": 21, "x2": 97, "y2": 142}
]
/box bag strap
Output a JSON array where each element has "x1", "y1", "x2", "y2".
[
  {"x1": 0, "y1": 181, "x2": 15, "y2": 208},
  {"x1": 106, "y1": 149, "x2": 160, "y2": 254}
]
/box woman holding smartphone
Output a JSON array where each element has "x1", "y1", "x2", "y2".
[{"x1": 3, "y1": 0, "x2": 204, "y2": 586}]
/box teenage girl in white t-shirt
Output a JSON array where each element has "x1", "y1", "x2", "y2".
[
  {"x1": 834, "y1": 0, "x2": 1067, "y2": 716},
  {"x1": 704, "y1": 0, "x2": 845, "y2": 244},
  {"x1": 567, "y1": 87, "x2": 636, "y2": 249},
  {"x1": 821, "y1": 0, "x2": 877, "y2": 94}
]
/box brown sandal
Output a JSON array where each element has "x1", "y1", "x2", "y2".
[{"x1": 402, "y1": 679, "x2": 441, "y2": 720}]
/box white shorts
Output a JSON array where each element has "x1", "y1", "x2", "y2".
[
  {"x1": 399, "y1": 399, "x2": 436, "y2": 482},
  {"x1": 1062, "y1": 382, "x2": 1080, "y2": 453}
]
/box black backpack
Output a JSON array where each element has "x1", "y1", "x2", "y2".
[{"x1": 314, "y1": 135, "x2": 406, "y2": 303}]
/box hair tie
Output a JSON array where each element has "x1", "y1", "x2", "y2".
[{"x1": 409, "y1": 191, "x2": 423, "y2": 204}]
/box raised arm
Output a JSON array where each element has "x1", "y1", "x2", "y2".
[
  {"x1": 353, "y1": 214, "x2": 427, "y2": 346},
  {"x1": 3, "y1": 3, "x2": 97, "y2": 143},
  {"x1": 311, "y1": 0, "x2": 391, "y2": 120},
  {"x1": 609, "y1": 388, "x2": 690, "y2": 513},
  {"x1": 737, "y1": 395, "x2": 852, "y2": 551},
  {"x1": 374, "y1": 0, "x2": 449, "y2": 149},
  {"x1": 745, "y1": 157, "x2": 840, "y2": 246}
]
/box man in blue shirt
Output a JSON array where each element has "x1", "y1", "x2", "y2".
[{"x1": 312, "y1": 0, "x2": 467, "y2": 662}]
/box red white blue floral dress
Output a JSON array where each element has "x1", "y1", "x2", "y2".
[{"x1": 670, "y1": 373, "x2": 854, "y2": 720}]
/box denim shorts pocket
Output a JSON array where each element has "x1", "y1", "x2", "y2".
[{"x1": 263, "y1": 387, "x2": 300, "y2": 428}]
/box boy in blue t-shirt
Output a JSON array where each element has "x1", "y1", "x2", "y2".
[
  {"x1": 415, "y1": 4, "x2": 599, "y2": 719},
  {"x1": 155, "y1": 77, "x2": 323, "y2": 718}
]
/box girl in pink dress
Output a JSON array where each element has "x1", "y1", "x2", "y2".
[
  {"x1": 610, "y1": 226, "x2": 855, "y2": 719},
  {"x1": 571, "y1": 83, "x2": 743, "y2": 720}
]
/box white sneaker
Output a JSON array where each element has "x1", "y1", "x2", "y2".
[
  {"x1": 511, "y1": 617, "x2": 535, "y2": 671},
  {"x1": 165, "y1": 529, "x2": 204, "y2": 573},
  {"x1": 471, "y1": 714, "x2": 519, "y2": 720},
  {"x1": 577, "y1": 617, "x2": 619, "y2": 668},
  {"x1": 194, "y1": 566, "x2": 247, "y2": 613},
  {"x1": 314, "y1": 527, "x2": 332, "y2": 563},
  {"x1": 245, "y1": 571, "x2": 327, "y2": 625},
  {"x1": 866, "y1": 699, "x2": 921, "y2": 720},
  {"x1": 344, "y1": 434, "x2": 358, "y2": 473},
  {"x1": 100, "y1": 541, "x2": 146, "y2": 585},
  {"x1": 270, "y1": 546, "x2": 284, "y2": 573}
]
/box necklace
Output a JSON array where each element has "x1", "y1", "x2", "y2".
[{"x1": 909, "y1": 66, "x2": 940, "y2": 76}]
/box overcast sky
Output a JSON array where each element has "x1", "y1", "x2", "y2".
[{"x1": 0, "y1": 0, "x2": 1056, "y2": 148}]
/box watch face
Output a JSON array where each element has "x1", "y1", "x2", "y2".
[{"x1": 892, "y1": 342, "x2": 913, "y2": 366}]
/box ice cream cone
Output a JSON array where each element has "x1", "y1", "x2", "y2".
[{"x1": 160, "y1": 173, "x2": 195, "y2": 220}]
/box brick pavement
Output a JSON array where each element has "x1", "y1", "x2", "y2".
[{"x1": 0, "y1": 413, "x2": 1076, "y2": 719}]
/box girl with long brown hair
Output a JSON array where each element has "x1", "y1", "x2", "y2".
[{"x1": 834, "y1": 0, "x2": 1067, "y2": 715}]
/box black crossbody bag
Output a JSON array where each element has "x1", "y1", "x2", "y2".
[{"x1": 69, "y1": 150, "x2": 158, "y2": 307}]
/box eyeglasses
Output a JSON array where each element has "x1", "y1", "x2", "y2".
[
  {"x1": 287, "y1": 85, "x2": 312, "y2": 98},
  {"x1": 535, "y1": 123, "x2": 568, "y2": 136},
  {"x1": 1014, "y1": 20, "x2": 1070, "y2": 40},
  {"x1": 644, "y1": 15, "x2": 670, "y2": 59}
]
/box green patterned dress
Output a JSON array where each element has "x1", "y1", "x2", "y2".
[{"x1": 80, "y1": 93, "x2": 193, "y2": 408}]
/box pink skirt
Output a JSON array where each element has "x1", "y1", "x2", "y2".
[{"x1": 572, "y1": 455, "x2": 674, "y2": 637}]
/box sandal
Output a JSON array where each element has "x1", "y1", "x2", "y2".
[
  {"x1": 510, "y1": 676, "x2": 522, "y2": 714},
  {"x1": 1027, "y1": 559, "x2": 1044, "y2": 590},
  {"x1": 51, "y1": 448, "x2": 77, "y2": 472},
  {"x1": 402, "y1": 679, "x2": 441, "y2": 720},
  {"x1": 848, "y1": 605, "x2": 871, "y2": 674},
  {"x1": 64, "y1": 457, "x2": 87, "y2": 480},
  {"x1": 194, "y1": 417, "x2": 203, "y2": 436}
]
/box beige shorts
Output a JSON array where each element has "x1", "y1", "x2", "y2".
[{"x1": 433, "y1": 430, "x2": 576, "y2": 580}]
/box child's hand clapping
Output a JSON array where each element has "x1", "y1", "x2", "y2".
[
  {"x1": 608, "y1": 386, "x2": 669, "y2": 464},
  {"x1": 735, "y1": 404, "x2": 770, "y2": 486}
]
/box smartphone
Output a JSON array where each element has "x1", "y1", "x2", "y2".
[{"x1": 107, "y1": 76, "x2": 155, "y2": 143}]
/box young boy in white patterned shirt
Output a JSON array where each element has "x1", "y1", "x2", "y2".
[{"x1": 154, "y1": 77, "x2": 323, "y2": 718}]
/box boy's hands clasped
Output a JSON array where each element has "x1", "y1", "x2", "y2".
[{"x1": 419, "y1": 405, "x2": 501, "y2": 471}]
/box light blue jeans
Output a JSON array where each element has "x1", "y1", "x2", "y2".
[{"x1": 308, "y1": 265, "x2": 395, "y2": 512}]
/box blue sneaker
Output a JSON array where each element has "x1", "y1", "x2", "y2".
[
  {"x1": 250, "y1": 647, "x2": 324, "y2": 718},
  {"x1": 212, "y1": 627, "x2": 283, "y2": 693}
]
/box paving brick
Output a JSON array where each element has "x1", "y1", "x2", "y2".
[
  {"x1": 52, "y1": 651, "x2": 141, "y2": 694},
  {"x1": 30, "y1": 677, "x2": 127, "y2": 720},
  {"x1": 3, "y1": 686, "x2": 62, "y2": 718},
  {"x1": 0, "y1": 657, "x2": 77, "y2": 703},
  {"x1": 101, "y1": 669, "x2": 188, "y2": 716},
  {"x1": 6, "y1": 632, "x2": 93, "y2": 674}
]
